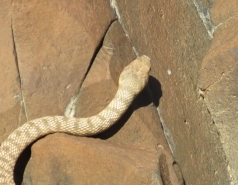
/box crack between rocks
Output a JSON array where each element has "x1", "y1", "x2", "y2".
[
  {"x1": 110, "y1": 0, "x2": 140, "y2": 56},
  {"x1": 84, "y1": 19, "x2": 117, "y2": 82},
  {"x1": 198, "y1": 74, "x2": 224, "y2": 124},
  {"x1": 214, "y1": 14, "x2": 238, "y2": 30},
  {"x1": 199, "y1": 97, "x2": 219, "y2": 137},
  {"x1": 192, "y1": 0, "x2": 238, "y2": 38},
  {"x1": 11, "y1": 17, "x2": 29, "y2": 123},
  {"x1": 191, "y1": 0, "x2": 215, "y2": 40},
  {"x1": 199, "y1": 74, "x2": 224, "y2": 93},
  {"x1": 64, "y1": 19, "x2": 117, "y2": 117},
  {"x1": 199, "y1": 64, "x2": 236, "y2": 93},
  {"x1": 156, "y1": 107, "x2": 177, "y2": 160},
  {"x1": 145, "y1": 86, "x2": 177, "y2": 161},
  {"x1": 197, "y1": 66, "x2": 238, "y2": 133},
  {"x1": 198, "y1": 65, "x2": 237, "y2": 127}
]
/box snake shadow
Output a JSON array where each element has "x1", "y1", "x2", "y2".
[
  {"x1": 14, "y1": 76, "x2": 162, "y2": 184},
  {"x1": 93, "y1": 75, "x2": 162, "y2": 139}
]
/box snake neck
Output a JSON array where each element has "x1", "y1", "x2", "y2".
[{"x1": 90, "y1": 85, "x2": 136, "y2": 133}]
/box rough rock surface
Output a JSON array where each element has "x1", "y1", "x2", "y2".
[
  {"x1": 23, "y1": 134, "x2": 162, "y2": 185},
  {"x1": 11, "y1": 0, "x2": 115, "y2": 120},
  {"x1": 111, "y1": 0, "x2": 235, "y2": 184},
  {"x1": 22, "y1": 21, "x2": 183, "y2": 185},
  {"x1": 0, "y1": 0, "x2": 115, "y2": 141},
  {"x1": 211, "y1": 0, "x2": 238, "y2": 26},
  {"x1": 0, "y1": 0, "x2": 26, "y2": 143},
  {"x1": 0, "y1": 0, "x2": 237, "y2": 184},
  {"x1": 198, "y1": 3, "x2": 238, "y2": 183}
]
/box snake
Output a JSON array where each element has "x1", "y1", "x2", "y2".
[{"x1": 0, "y1": 55, "x2": 151, "y2": 184}]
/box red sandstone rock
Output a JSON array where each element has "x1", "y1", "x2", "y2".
[
  {"x1": 23, "y1": 134, "x2": 162, "y2": 184},
  {"x1": 2, "y1": 0, "x2": 236, "y2": 184},
  {"x1": 11, "y1": 0, "x2": 115, "y2": 119}
]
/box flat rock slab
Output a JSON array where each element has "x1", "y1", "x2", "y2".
[{"x1": 23, "y1": 133, "x2": 163, "y2": 185}]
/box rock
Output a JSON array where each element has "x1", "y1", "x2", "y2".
[
  {"x1": 211, "y1": 0, "x2": 238, "y2": 26},
  {"x1": 0, "y1": 0, "x2": 116, "y2": 139},
  {"x1": 11, "y1": 0, "x2": 116, "y2": 119},
  {"x1": 112, "y1": 0, "x2": 230, "y2": 184},
  {"x1": 76, "y1": 20, "x2": 184, "y2": 183},
  {"x1": 23, "y1": 133, "x2": 163, "y2": 185},
  {"x1": 198, "y1": 16, "x2": 238, "y2": 184},
  {"x1": 0, "y1": 0, "x2": 26, "y2": 142},
  {"x1": 23, "y1": 21, "x2": 183, "y2": 184},
  {"x1": 3, "y1": 0, "x2": 237, "y2": 184},
  {"x1": 76, "y1": 21, "x2": 136, "y2": 121}
]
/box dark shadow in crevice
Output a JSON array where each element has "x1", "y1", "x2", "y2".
[
  {"x1": 14, "y1": 142, "x2": 32, "y2": 185},
  {"x1": 158, "y1": 154, "x2": 172, "y2": 185},
  {"x1": 76, "y1": 18, "x2": 117, "y2": 94},
  {"x1": 172, "y1": 161, "x2": 186, "y2": 185},
  {"x1": 14, "y1": 135, "x2": 49, "y2": 184}
]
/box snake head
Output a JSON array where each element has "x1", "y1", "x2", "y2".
[{"x1": 119, "y1": 55, "x2": 151, "y2": 94}]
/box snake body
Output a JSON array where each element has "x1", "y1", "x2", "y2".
[{"x1": 0, "y1": 55, "x2": 151, "y2": 184}]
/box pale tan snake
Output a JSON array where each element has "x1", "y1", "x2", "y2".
[{"x1": 0, "y1": 55, "x2": 151, "y2": 184}]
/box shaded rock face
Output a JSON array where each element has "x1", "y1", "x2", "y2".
[{"x1": 0, "y1": 0, "x2": 236, "y2": 185}]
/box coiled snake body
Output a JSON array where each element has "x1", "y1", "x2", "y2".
[{"x1": 0, "y1": 55, "x2": 151, "y2": 184}]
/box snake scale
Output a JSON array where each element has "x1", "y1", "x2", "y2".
[{"x1": 0, "y1": 55, "x2": 151, "y2": 184}]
